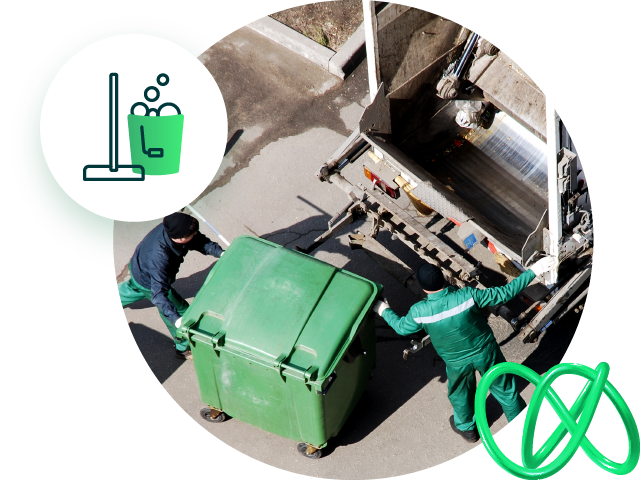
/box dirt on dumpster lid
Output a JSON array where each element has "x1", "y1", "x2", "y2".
[{"x1": 269, "y1": 0, "x2": 363, "y2": 52}]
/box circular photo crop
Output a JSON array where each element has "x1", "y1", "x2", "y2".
[{"x1": 114, "y1": 2, "x2": 592, "y2": 478}]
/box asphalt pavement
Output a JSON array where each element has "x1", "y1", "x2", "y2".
[{"x1": 113, "y1": 25, "x2": 580, "y2": 479}]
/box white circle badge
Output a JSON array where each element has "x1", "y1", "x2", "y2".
[{"x1": 41, "y1": 34, "x2": 227, "y2": 221}]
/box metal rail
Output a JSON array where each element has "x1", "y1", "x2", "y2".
[
  {"x1": 518, "y1": 266, "x2": 591, "y2": 343},
  {"x1": 305, "y1": 172, "x2": 483, "y2": 290}
]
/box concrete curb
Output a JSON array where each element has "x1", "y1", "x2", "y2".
[
  {"x1": 328, "y1": 23, "x2": 366, "y2": 79},
  {"x1": 247, "y1": 17, "x2": 365, "y2": 80}
]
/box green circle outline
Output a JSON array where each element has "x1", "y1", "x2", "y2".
[{"x1": 10, "y1": 17, "x2": 214, "y2": 267}]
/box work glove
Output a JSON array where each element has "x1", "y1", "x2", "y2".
[
  {"x1": 529, "y1": 256, "x2": 557, "y2": 277},
  {"x1": 373, "y1": 300, "x2": 390, "y2": 316},
  {"x1": 174, "y1": 317, "x2": 183, "y2": 328}
]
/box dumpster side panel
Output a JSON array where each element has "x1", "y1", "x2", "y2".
[
  {"x1": 187, "y1": 314, "x2": 224, "y2": 408},
  {"x1": 323, "y1": 314, "x2": 377, "y2": 439},
  {"x1": 192, "y1": 345, "x2": 221, "y2": 408},
  {"x1": 216, "y1": 354, "x2": 286, "y2": 430},
  {"x1": 209, "y1": 352, "x2": 316, "y2": 444},
  {"x1": 289, "y1": 379, "x2": 327, "y2": 446}
]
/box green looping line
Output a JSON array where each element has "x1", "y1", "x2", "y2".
[{"x1": 475, "y1": 362, "x2": 640, "y2": 479}]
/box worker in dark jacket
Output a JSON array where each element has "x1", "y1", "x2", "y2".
[
  {"x1": 373, "y1": 256, "x2": 556, "y2": 443},
  {"x1": 118, "y1": 212, "x2": 224, "y2": 359}
]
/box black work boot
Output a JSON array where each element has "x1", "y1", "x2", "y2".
[
  {"x1": 175, "y1": 348, "x2": 193, "y2": 360},
  {"x1": 449, "y1": 415, "x2": 480, "y2": 443}
]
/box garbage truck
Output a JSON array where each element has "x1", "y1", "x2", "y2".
[{"x1": 309, "y1": 3, "x2": 592, "y2": 346}]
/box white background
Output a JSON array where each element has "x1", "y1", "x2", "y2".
[
  {"x1": 2, "y1": 1, "x2": 638, "y2": 479},
  {"x1": 41, "y1": 34, "x2": 226, "y2": 221}
]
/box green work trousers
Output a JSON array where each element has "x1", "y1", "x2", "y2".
[
  {"x1": 447, "y1": 341, "x2": 526, "y2": 431},
  {"x1": 118, "y1": 273, "x2": 190, "y2": 352}
]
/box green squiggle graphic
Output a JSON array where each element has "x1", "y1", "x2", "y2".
[
  {"x1": 475, "y1": 362, "x2": 639, "y2": 478},
  {"x1": 10, "y1": 17, "x2": 214, "y2": 267}
]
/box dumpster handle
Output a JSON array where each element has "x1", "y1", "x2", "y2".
[
  {"x1": 317, "y1": 372, "x2": 338, "y2": 395},
  {"x1": 274, "y1": 353, "x2": 287, "y2": 380},
  {"x1": 186, "y1": 328, "x2": 209, "y2": 348},
  {"x1": 304, "y1": 366, "x2": 319, "y2": 384},
  {"x1": 185, "y1": 327, "x2": 225, "y2": 349},
  {"x1": 211, "y1": 331, "x2": 225, "y2": 347}
]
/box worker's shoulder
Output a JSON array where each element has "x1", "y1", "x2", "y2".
[
  {"x1": 455, "y1": 285, "x2": 485, "y2": 300},
  {"x1": 408, "y1": 298, "x2": 430, "y2": 315},
  {"x1": 139, "y1": 223, "x2": 165, "y2": 243},
  {"x1": 144, "y1": 227, "x2": 172, "y2": 257},
  {"x1": 442, "y1": 285, "x2": 475, "y2": 301}
]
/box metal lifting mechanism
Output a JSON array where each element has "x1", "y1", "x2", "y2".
[
  {"x1": 403, "y1": 335, "x2": 433, "y2": 361},
  {"x1": 312, "y1": 5, "x2": 591, "y2": 350},
  {"x1": 436, "y1": 32, "x2": 479, "y2": 100}
]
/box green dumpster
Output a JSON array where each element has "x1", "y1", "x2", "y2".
[{"x1": 177, "y1": 235, "x2": 381, "y2": 458}]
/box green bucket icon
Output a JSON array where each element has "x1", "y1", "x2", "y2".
[{"x1": 127, "y1": 114, "x2": 184, "y2": 175}]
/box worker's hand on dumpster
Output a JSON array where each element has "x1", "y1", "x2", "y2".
[
  {"x1": 174, "y1": 317, "x2": 183, "y2": 328},
  {"x1": 530, "y1": 256, "x2": 558, "y2": 277},
  {"x1": 373, "y1": 300, "x2": 390, "y2": 316}
]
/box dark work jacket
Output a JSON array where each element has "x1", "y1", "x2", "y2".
[{"x1": 129, "y1": 224, "x2": 224, "y2": 321}]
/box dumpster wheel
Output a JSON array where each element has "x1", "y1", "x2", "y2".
[
  {"x1": 200, "y1": 407, "x2": 227, "y2": 423},
  {"x1": 297, "y1": 442, "x2": 322, "y2": 459}
]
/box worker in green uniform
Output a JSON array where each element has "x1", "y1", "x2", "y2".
[{"x1": 373, "y1": 256, "x2": 556, "y2": 443}]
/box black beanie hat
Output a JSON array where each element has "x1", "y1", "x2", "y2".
[
  {"x1": 416, "y1": 263, "x2": 445, "y2": 291},
  {"x1": 163, "y1": 212, "x2": 196, "y2": 239}
]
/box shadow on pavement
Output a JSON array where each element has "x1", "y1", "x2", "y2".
[
  {"x1": 128, "y1": 322, "x2": 188, "y2": 384},
  {"x1": 123, "y1": 263, "x2": 214, "y2": 312},
  {"x1": 125, "y1": 263, "x2": 216, "y2": 384},
  {"x1": 172, "y1": 263, "x2": 215, "y2": 299},
  {"x1": 326, "y1": 339, "x2": 448, "y2": 454},
  {"x1": 225, "y1": 129, "x2": 244, "y2": 156}
]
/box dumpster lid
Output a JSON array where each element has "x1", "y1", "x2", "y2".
[{"x1": 182, "y1": 236, "x2": 379, "y2": 381}]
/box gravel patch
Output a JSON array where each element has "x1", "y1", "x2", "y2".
[{"x1": 270, "y1": 0, "x2": 363, "y2": 51}]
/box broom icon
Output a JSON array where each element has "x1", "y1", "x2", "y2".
[{"x1": 83, "y1": 73, "x2": 145, "y2": 181}]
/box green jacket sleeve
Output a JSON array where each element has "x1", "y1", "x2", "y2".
[
  {"x1": 470, "y1": 269, "x2": 536, "y2": 308},
  {"x1": 381, "y1": 305, "x2": 423, "y2": 336}
]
